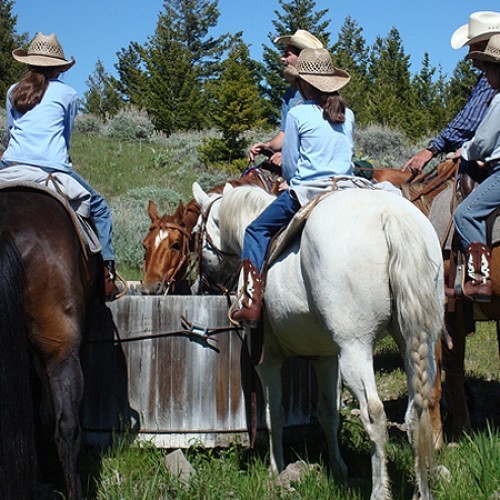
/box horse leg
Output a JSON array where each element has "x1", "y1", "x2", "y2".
[
  {"x1": 254, "y1": 347, "x2": 286, "y2": 473},
  {"x1": 312, "y1": 356, "x2": 347, "y2": 479},
  {"x1": 46, "y1": 354, "x2": 84, "y2": 500},
  {"x1": 429, "y1": 340, "x2": 443, "y2": 450},
  {"x1": 339, "y1": 345, "x2": 390, "y2": 500},
  {"x1": 443, "y1": 306, "x2": 471, "y2": 438}
]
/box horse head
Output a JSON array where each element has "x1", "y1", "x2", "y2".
[{"x1": 142, "y1": 199, "x2": 191, "y2": 295}]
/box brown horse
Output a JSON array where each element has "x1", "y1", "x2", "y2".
[
  {"x1": 0, "y1": 186, "x2": 102, "y2": 499},
  {"x1": 381, "y1": 158, "x2": 499, "y2": 443},
  {"x1": 142, "y1": 167, "x2": 280, "y2": 295}
]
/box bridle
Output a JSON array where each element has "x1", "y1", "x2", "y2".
[{"x1": 193, "y1": 194, "x2": 240, "y2": 294}]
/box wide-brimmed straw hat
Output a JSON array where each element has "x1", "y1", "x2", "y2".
[
  {"x1": 12, "y1": 32, "x2": 75, "y2": 72},
  {"x1": 451, "y1": 11, "x2": 500, "y2": 49},
  {"x1": 287, "y1": 48, "x2": 350, "y2": 93},
  {"x1": 274, "y1": 29, "x2": 323, "y2": 51},
  {"x1": 466, "y1": 34, "x2": 500, "y2": 65}
]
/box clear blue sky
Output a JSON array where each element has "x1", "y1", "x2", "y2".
[{"x1": 11, "y1": 1, "x2": 500, "y2": 98}]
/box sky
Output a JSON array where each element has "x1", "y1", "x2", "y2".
[{"x1": 11, "y1": 1, "x2": 500, "y2": 98}]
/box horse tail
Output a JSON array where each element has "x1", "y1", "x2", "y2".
[
  {"x1": 381, "y1": 210, "x2": 443, "y2": 496},
  {"x1": 0, "y1": 231, "x2": 36, "y2": 499}
]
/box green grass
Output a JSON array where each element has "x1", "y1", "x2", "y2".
[{"x1": 82, "y1": 323, "x2": 499, "y2": 499}]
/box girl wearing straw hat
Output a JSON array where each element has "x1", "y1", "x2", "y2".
[
  {"x1": 232, "y1": 48, "x2": 353, "y2": 325},
  {"x1": 1, "y1": 32, "x2": 119, "y2": 300},
  {"x1": 453, "y1": 34, "x2": 500, "y2": 302}
]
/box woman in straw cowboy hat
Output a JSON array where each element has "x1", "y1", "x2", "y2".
[
  {"x1": 452, "y1": 34, "x2": 500, "y2": 302},
  {"x1": 1, "y1": 32, "x2": 120, "y2": 300},
  {"x1": 232, "y1": 47, "x2": 353, "y2": 325}
]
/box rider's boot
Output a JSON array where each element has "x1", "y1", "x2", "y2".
[
  {"x1": 463, "y1": 242, "x2": 492, "y2": 302},
  {"x1": 230, "y1": 258, "x2": 264, "y2": 328},
  {"x1": 104, "y1": 260, "x2": 120, "y2": 301}
]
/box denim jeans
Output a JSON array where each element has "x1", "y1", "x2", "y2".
[
  {"x1": 242, "y1": 190, "x2": 301, "y2": 273},
  {"x1": 454, "y1": 163, "x2": 500, "y2": 252}
]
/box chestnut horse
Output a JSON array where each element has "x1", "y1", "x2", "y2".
[
  {"x1": 0, "y1": 186, "x2": 102, "y2": 499},
  {"x1": 142, "y1": 167, "x2": 280, "y2": 295}
]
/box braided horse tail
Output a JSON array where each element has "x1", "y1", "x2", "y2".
[{"x1": 381, "y1": 210, "x2": 444, "y2": 498}]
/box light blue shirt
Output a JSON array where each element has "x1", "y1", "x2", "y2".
[
  {"x1": 282, "y1": 100, "x2": 354, "y2": 188},
  {"x1": 3, "y1": 78, "x2": 79, "y2": 172},
  {"x1": 461, "y1": 92, "x2": 500, "y2": 165},
  {"x1": 279, "y1": 86, "x2": 303, "y2": 131}
]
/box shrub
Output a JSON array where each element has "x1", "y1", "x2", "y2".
[
  {"x1": 74, "y1": 113, "x2": 104, "y2": 135},
  {"x1": 104, "y1": 108, "x2": 155, "y2": 142}
]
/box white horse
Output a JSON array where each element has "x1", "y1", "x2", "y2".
[{"x1": 193, "y1": 182, "x2": 445, "y2": 500}]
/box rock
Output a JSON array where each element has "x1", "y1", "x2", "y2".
[
  {"x1": 164, "y1": 449, "x2": 195, "y2": 485},
  {"x1": 273, "y1": 461, "x2": 320, "y2": 491}
]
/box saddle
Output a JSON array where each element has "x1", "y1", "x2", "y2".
[{"x1": 0, "y1": 167, "x2": 101, "y2": 258}]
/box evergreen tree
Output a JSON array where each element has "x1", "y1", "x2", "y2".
[
  {"x1": 330, "y1": 16, "x2": 370, "y2": 124},
  {"x1": 365, "y1": 28, "x2": 414, "y2": 137},
  {"x1": 262, "y1": 0, "x2": 331, "y2": 123},
  {"x1": 0, "y1": 0, "x2": 27, "y2": 100},
  {"x1": 199, "y1": 38, "x2": 269, "y2": 164},
  {"x1": 81, "y1": 59, "x2": 123, "y2": 119},
  {"x1": 114, "y1": 42, "x2": 150, "y2": 109}
]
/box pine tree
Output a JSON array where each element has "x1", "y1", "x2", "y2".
[
  {"x1": 0, "y1": 0, "x2": 27, "y2": 101},
  {"x1": 199, "y1": 38, "x2": 269, "y2": 165},
  {"x1": 81, "y1": 60, "x2": 123, "y2": 119},
  {"x1": 262, "y1": 0, "x2": 331, "y2": 123},
  {"x1": 365, "y1": 28, "x2": 414, "y2": 137},
  {"x1": 330, "y1": 16, "x2": 370, "y2": 124}
]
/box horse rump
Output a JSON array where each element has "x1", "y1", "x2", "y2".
[{"x1": 0, "y1": 231, "x2": 37, "y2": 499}]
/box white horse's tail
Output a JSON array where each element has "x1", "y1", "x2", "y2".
[{"x1": 381, "y1": 210, "x2": 443, "y2": 498}]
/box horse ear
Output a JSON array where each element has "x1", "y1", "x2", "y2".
[
  {"x1": 222, "y1": 183, "x2": 234, "y2": 195},
  {"x1": 174, "y1": 199, "x2": 185, "y2": 217},
  {"x1": 148, "y1": 200, "x2": 160, "y2": 222},
  {"x1": 192, "y1": 182, "x2": 210, "y2": 206}
]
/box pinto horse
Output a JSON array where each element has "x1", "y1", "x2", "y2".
[
  {"x1": 142, "y1": 167, "x2": 280, "y2": 295},
  {"x1": 193, "y1": 182, "x2": 445, "y2": 499},
  {"x1": 0, "y1": 186, "x2": 102, "y2": 499}
]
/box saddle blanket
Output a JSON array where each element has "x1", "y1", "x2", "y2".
[
  {"x1": 0, "y1": 164, "x2": 90, "y2": 218},
  {"x1": 267, "y1": 176, "x2": 402, "y2": 267},
  {"x1": 429, "y1": 184, "x2": 500, "y2": 250}
]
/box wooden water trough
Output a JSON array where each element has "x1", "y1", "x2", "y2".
[{"x1": 81, "y1": 294, "x2": 317, "y2": 448}]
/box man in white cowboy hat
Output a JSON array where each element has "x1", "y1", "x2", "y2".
[
  {"x1": 248, "y1": 29, "x2": 323, "y2": 170},
  {"x1": 452, "y1": 34, "x2": 500, "y2": 301},
  {"x1": 1, "y1": 32, "x2": 121, "y2": 300},
  {"x1": 404, "y1": 11, "x2": 500, "y2": 173}
]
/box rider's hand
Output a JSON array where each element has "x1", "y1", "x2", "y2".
[
  {"x1": 269, "y1": 152, "x2": 282, "y2": 168},
  {"x1": 403, "y1": 148, "x2": 435, "y2": 172}
]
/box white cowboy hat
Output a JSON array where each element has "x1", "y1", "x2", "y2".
[
  {"x1": 12, "y1": 32, "x2": 75, "y2": 72},
  {"x1": 466, "y1": 34, "x2": 500, "y2": 65},
  {"x1": 451, "y1": 11, "x2": 500, "y2": 49},
  {"x1": 287, "y1": 48, "x2": 350, "y2": 93},
  {"x1": 274, "y1": 29, "x2": 323, "y2": 50}
]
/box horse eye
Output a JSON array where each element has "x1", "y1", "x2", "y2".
[{"x1": 171, "y1": 242, "x2": 181, "y2": 251}]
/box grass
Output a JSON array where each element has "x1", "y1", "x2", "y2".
[{"x1": 81, "y1": 323, "x2": 499, "y2": 499}]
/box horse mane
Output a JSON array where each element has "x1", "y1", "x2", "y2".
[{"x1": 219, "y1": 185, "x2": 276, "y2": 254}]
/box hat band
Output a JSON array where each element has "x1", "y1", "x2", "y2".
[
  {"x1": 300, "y1": 71, "x2": 338, "y2": 77},
  {"x1": 27, "y1": 51, "x2": 67, "y2": 61}
]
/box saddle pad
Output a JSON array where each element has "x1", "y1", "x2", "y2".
[
  {"x1": 428, "y1": 184, "x2": 500, "y2": 249},
  {"x1": 0, "y1": 181, "x2": 101, "y2": 255},
  {"x1": 0, "y1": 165, "x2": 90, "y2": 217}
]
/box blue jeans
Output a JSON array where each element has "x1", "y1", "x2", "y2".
[
  {"x1": 454, "y1": 164, "x2": 500, "y2": 253},
  {"x1": 242, "y1": 190, "x2": 300, "y2": 273},
  {"x1": 0, "y1": 161, "x2": 115, "y2": 260}
]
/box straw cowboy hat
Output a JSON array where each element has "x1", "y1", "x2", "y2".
[
  {"x1": 287, "y1": 48, "x2": 350, "y2": 93},
  {"x1": 12, "y1": 32, "x2": 75, "y2": 72},
  {"x1": 466, "y1": 34, "x2": 500, "y2": 65},
  {"x1": 274, "y1": 29, "x2": 323, "y2": 50},
  {"x1": 451, "y1": 11, "x2": 500, "y2": 49}
]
